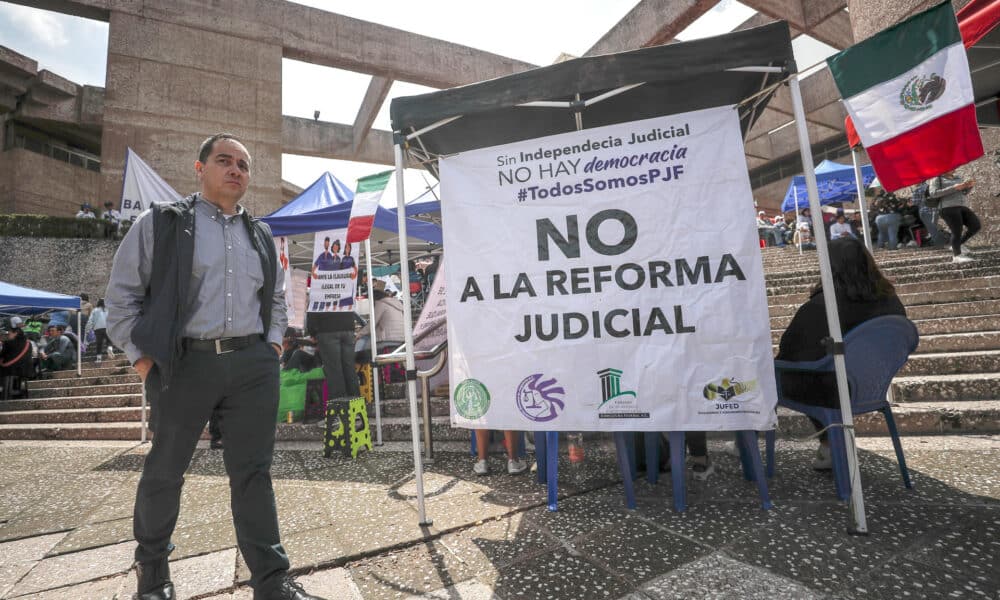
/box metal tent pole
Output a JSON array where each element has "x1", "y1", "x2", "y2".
[
  {"x1": 394, "y1": 142, "x2": 430, "y2": 526},
  {"x1": 76, "y1": 312, "x2": 82, "y2": 376},
  {"x1": 851, "y1": 148, "x2": 873, "y2": 251},
  {"x1": 365, "y1": 238, "x2": 384, "y2": 445},
  {"x1": 789, "y1": 75, "x2": 868, "y2": 534}
]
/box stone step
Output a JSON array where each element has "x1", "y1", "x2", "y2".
[
  {"x1": 768, "y1": 285, "x2": 1000, "y2": 313},
  {"x1": 28, "y1": 374, "x2": 141, "y2": 389},
  {"x1": 50, "y1": 366, "x2": 132, "y2": 379},
  {"x1": 892, "y1": 372, "x2": 1000, "y2": 403},
  {"x1": 0, "y1": 421, "x2": 148, "y2": 441},
  {"x1": 25, "y1": 383, "x2": 142, "y2": 399},
  {"x1": 74, "y1": 357, "x2": 131, "y2": 368},
  {"x1": 762, "y1": 244, "x2": 998, "y2": 266},
  {"x1": 899, "y1": 350, "x2": 1000, "y2": 376},
  {"x1": 770, "y1": 331, "x2": 1000, "y2": 356},
  {"x1": 3, "y1": 400, "x2": 998, "y2": 441},
  {"x1": 275, "y1": 415, "x2": 468, "y2": 443},
  {"x1": 378, "y1": 397, "x2": 450, "y2": 418},
  {"x1": 775, "y1": 400, "x2": 1000, "y2": 436},
  {"x1": 915, "y1": 330, "x2": 1000, "y2": 353},
  {"x1": 761, "y1": 247, "x2": 997, "y2": 278},
  {"x1": 0, "y1": 394, "x2": 142, "y2": 412},
  {"x1": 765, "y1": 256, "x2": 1000, "y2": 287},
  {"x1": 769, "y1": 299, "x2": 1000, "y2": 325},
  {"x1": 0, "y1": 406, "x2": 142, "y2": 424},
  {"x1": 769, "y1": 313, "x2": 1000, "y2": 343},
  {"x1": 767, "y1": 269, "x2": 1000, "y2": 297}
]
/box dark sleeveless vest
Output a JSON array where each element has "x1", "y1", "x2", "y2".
[{"x1": 130, "y1": 195, "x2": 277, "y2": 389}]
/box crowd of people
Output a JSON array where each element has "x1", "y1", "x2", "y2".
[
  {"x1": 755, "y1": 170, "x2": 982, "y2": 263},
  {"x1": 76, "y1": 201, "x2": 124, "y2": 238},
  {"x1": 0, "y1": 294, "x2": 118, "y2": 400}
]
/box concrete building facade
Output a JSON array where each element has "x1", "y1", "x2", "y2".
[{"x1": 0, "y1": 0, "x2": 996, "y2": 243}]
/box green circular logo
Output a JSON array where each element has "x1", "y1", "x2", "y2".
[{"x1": 454, "y1": 379, "x2": 491, "y2": 419}]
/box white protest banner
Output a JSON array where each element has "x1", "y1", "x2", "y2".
[
  {"x1": 412, "y1": 257, "x2": 446, "y2": 352},
  {"x1": 120, "y1": 148, "x2": 183, "y2": 222},
  {"x1": 275, "y1": 236, "x2": 295, "y2": 324},
  {"x1": 308, "y1": 230, "x2": 359, "y2": 312},
  {"x1": 441, "y1": 106, "x2": 777, "y2": 432}
]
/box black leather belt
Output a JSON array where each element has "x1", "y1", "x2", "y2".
[{"x1": 183, "y1": 334, "x2": 261, "y2": 354}]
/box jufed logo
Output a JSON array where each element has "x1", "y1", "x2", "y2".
[{"x1": 702, "y1": 377, "x2": 758, "y2": 411}]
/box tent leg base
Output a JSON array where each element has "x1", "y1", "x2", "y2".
[{"x1": 847, "y1": 527, "x2": 869, "y2": 536}]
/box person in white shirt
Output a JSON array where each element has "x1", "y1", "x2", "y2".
[
  {"x1": 829, "y1": 214, "x2": 856, "y2": 240},
  {"x1": 102, "y1": 201, "x2": 122, "y2": 238},
  {"x1": 75, "y1": 203, "x2": 96, "y2": 219}
]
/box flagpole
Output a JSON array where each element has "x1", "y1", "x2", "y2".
[
  {"x1": 790, "y1": 75, "x2": 868, "y2": 534},
  {"x1": 364, "y1": 238, "x2": 383, "y2": 446},
  {"x1": 794, "y1": 187, "x2": 802, "y2": 255},
  {"x1": 851, "y1": 148, "x2": 873, "y2": 251}
]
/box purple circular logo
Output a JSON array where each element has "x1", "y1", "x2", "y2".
[{"x1": 515, "y1": 374, "x2": 566, "y2": 422}]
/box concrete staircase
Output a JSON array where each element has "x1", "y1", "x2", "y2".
[
  {"x1": 764, "y1": 245, "x2": 1000, "y2": 437},
  {"x1": 1, "y1": 245, "x2": 998, "y2": 442}
]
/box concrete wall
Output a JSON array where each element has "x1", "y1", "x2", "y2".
[
  {"x1": 99, "y1": 10, "x2": 284, "y2": 217},
  {"x1": 0, "y1": 148, "x2": 102, "y2": 216},
  {"x1": 0, "y1": 236, "x2": 117, "y2": 299}
]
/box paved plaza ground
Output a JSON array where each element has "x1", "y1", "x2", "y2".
[{"x1": 0, "y1": 435, "x2": 998, "y2": 599}]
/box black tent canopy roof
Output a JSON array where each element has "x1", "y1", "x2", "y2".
[{"x1": 390, "y1": 21, "x2": 796, "y2": 162}]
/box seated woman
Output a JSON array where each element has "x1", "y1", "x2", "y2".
[
  {"x1": 356, "y1": 281, "x2": 406, "y2": 357},
  {"x1": 776, "y1": 237, "x2": 905, "y2": 469},
  {"x1": 473, "y1": 430, "x2": 528, "y2": 476}
]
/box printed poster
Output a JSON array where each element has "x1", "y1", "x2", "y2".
[
  {"x1": 441, "y1": 106, "x2": 777, "y2": 431},
  {"x1": 308, "y1": 229, "x2": 359, "y2": 312}
]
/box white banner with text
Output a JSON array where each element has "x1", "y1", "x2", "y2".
[{"x1": 441, "y1": 106, "x2": 777, "y2": 431}]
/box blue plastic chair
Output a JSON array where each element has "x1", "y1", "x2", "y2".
[
  {"x1": 632, "y1": 431, "x2": 772, "y2": 512},
  {"x1": 765, "y1": 315, "x2": 919, "y2": 500},
  {"x1": 531, "y1": 429, "x2": 772, "y2": 513}
]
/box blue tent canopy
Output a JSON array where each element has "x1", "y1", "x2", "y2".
[
  {"x1": 0, "y1": 281, "x2": 81, "y2": 314},
  {"x1": 267, "y1": 172, "x2": 353, "y2": 218},
  {"x1": 260, "y1": 172, "x2": 442, "y2": 244},
  {"x1": 781, "y1": 160, "x2": 876, "y2": 213}
]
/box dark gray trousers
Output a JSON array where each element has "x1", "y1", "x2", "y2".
[
  {"x1": 315, "y1": 330, "x2": 359, "y2": 398},
  {"x1": 134, "y1": 339, "x2": 289, "y2": 590}
]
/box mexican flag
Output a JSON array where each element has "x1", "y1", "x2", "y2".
[
  {"x1": 346, "y1": 170, "x2": 392, "y2": 244},
  {"x1": 828, "y1": 1, "x2": 983, "y2": 192}
]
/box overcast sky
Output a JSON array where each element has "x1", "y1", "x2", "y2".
[{"x1": 0, "y1": 0, "x2": 837, "y2": 204}]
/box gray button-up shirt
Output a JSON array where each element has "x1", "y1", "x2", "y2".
[{"x1": 106, "y1": 196, "x2": 287, "y2": 364}]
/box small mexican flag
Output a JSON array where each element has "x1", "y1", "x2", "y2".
[
  {"x1": 828, "y1": 1, "x2": 983, "y2": 192},
  {"x1": 346, "y1": 170, "x2": 392, "y2": 244}
]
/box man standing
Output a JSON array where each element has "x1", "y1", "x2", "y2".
[{"x1": 106, "y1": 134, "x2": 325, "y2": 600}]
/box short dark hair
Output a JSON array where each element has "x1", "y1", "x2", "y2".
[
  {"x1": 198, "y1": 133, "x2": 244, "y2": 164},
  {"x1": 324, "y1": 236, "x2": 330, "y2": 243}
]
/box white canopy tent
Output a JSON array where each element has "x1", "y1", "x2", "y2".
[{"x1": 387, "y1": 21, "x2": 870, "y2": 532}]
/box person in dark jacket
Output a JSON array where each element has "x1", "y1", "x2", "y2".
[
  {"x1": 105, "y1": 133, "x2": 324, "y2": 600},
  {"x1": 776, "y1": 237, "x2": 906, "y2": 469},
  {"x1": 1, "y1": 319, "x2": 34, "y2": 398}
]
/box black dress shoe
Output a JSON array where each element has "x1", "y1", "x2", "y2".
[
  {"x1": 210, "y1": 439, "x2": 224, "y2": 450},
  {"x1": 255, "y1": 574, "x2": 327, "y2": 600},
  {"x1": 135, "y1": 558, "x2": 175, "y2": 600}
]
